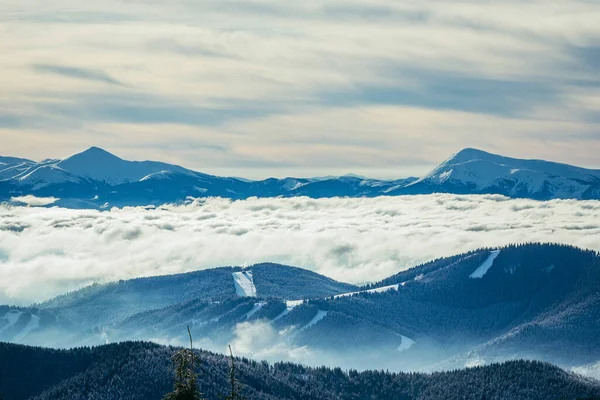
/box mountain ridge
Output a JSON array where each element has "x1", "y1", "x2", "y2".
[
  {"x1": 396, "y1": 148, "x2": 600, "y2": 199},
  {"x1": 2, "y1": 147, "x2": 600, "y2": 207}
]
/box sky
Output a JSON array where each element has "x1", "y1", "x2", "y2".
[
  {"x1": 1, "y1": 0, "x2": 599, "y2": 179},
  {"x1": 2, "y1": 194, "x2": 600, "y2": 305}
]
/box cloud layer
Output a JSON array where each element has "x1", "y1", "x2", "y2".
[
  {"x1": 1, "y1": 194, "x2": 600, "y2": 305},
  {"x1": 1, "y1": 0, "x2": 599, "y2": 178}
]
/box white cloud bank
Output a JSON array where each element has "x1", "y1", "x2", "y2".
[
  {"x1": 230, "y1": 320, "x2": 314, "y2": 364},
  {"x1": 10, "y1": 195, "x2": 59, "y2": 207},
  {"x1": 1, "y1": 194, "x2": 599, "y2": 304}
]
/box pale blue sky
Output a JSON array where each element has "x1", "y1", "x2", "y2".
[{"x1": 1, "y1": 0, "x2": 599, "y2": 178}]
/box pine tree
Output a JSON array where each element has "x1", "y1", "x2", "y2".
[
  {"x1": 222, "y1": 345, "x2": 245, "y2": 400},
  {"x1": 163, "y1": 326, "x2": 205, "y2": 400}
]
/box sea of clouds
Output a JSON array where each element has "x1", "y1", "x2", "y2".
[{"x1": 1, "y1": 194, "x2": 599, "y2": 305}]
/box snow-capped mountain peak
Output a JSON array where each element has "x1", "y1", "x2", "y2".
[
  {"x1": 402, "y1": 148, "x2": 600, "y2": 200},
  {"x1": 59, "y1": 146, "x2": 122, "y2": 167},
  {"x1": 51, "y1": 147, "x2": 201, "y2": 185},
  {"x1": 443, "y1": 147, "x2": 493, "y2": 164}
]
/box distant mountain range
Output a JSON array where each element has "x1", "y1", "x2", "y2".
[
  {"x1": 2, "y1": 341, "x2": 599, "y2": 400},
  {"x1": 1, "y1": 147, "x2": 599, "y2": 208},
  {"x1": 2, "y1": 243, "x2": 600, "y2": 376}
]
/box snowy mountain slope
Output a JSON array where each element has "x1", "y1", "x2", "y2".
[
  {"x1": 16, "y1": 165, "x2": 85, "y2": 189},
  {"x1": 2, "y1": 147, "x2": 205, "y2": 188},
  {"x1": 0, "y1": 157, "x2": 36, "y2": 180},
  {"x1": 55, "y1": 147, "x2": 203, "y2": 185},
  {"x1": 391, "y1": 148, "x2": 600, "y2": 199}
]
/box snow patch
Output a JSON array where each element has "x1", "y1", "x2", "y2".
[
  {"x1": 233, "y1": 270, "x2": 257, "y2": 297},
  {"x1": 439, "y1": 169, "x2": 453, "y2": 183},
  {"x1": 139, "y1": 171, "x2": 172, "y2": 182},
  {"x1": 273, "y1": 301, "x2": 302, "y2": 322},
  {"x1": 288, "y1": 181, "x2": 308, "y2": 191},
  {"x1": 465, "y1": 358, "x2": 486, "y2": 368},
  {"x1": 397, "y1": 335, "x2": 415, "y2": 352},
  {"x1": 469, "y1": 250, "x2": 501, "y2": 278},
  {"x1": 299, "y1": 310, "x2": 328, "y2": 332},
  {"x1": 333, "y1": 284, "x2": 399, "y2": 299},
  {"x1": 382, "y1": 184, "x2": 404, "y2": 193}
]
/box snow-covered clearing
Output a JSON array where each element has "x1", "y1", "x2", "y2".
[
  {"x1": 233, "y1": 270, "x2": 257, "y2": 297},
  {"x1": 469, "y1": 250, "x2": 501, "y2": 278}
]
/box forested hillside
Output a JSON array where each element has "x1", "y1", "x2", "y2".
[
  {"x1": 1, "y1": 341, "x2": 599, "y2": 400},
  {"x1": 2, "y1": 243, "x2": 600, "y2": 373},
  {"x1": 30, "y1": 263, "x2": 356, "y2": 332}
]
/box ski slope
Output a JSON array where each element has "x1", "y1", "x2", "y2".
[
  {"x1": 0, "y1": 310, "x2": 40, "y2": 342},
  {"x1": 13, "y1": 314, "x2": 40, "y2": 342},
  {"x1": 273, "y1": 300, "x2": 303, "y2": 322},
  {"x1": 470, "y1": 250, "x2": 501, "y2": 278},
  {"x1": 299, "y1": 310, "x2": 328, "y2": 333},
  {"x1": 232, "y1": 270, "x2": 257, "y2": 297},
  {"x1": 244, "y1": 302, "x2": 267, "y2": 320}
]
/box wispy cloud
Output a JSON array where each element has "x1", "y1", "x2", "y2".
[{"x1": 32, "y1": 64, "x2": 123, "y2": 86}]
